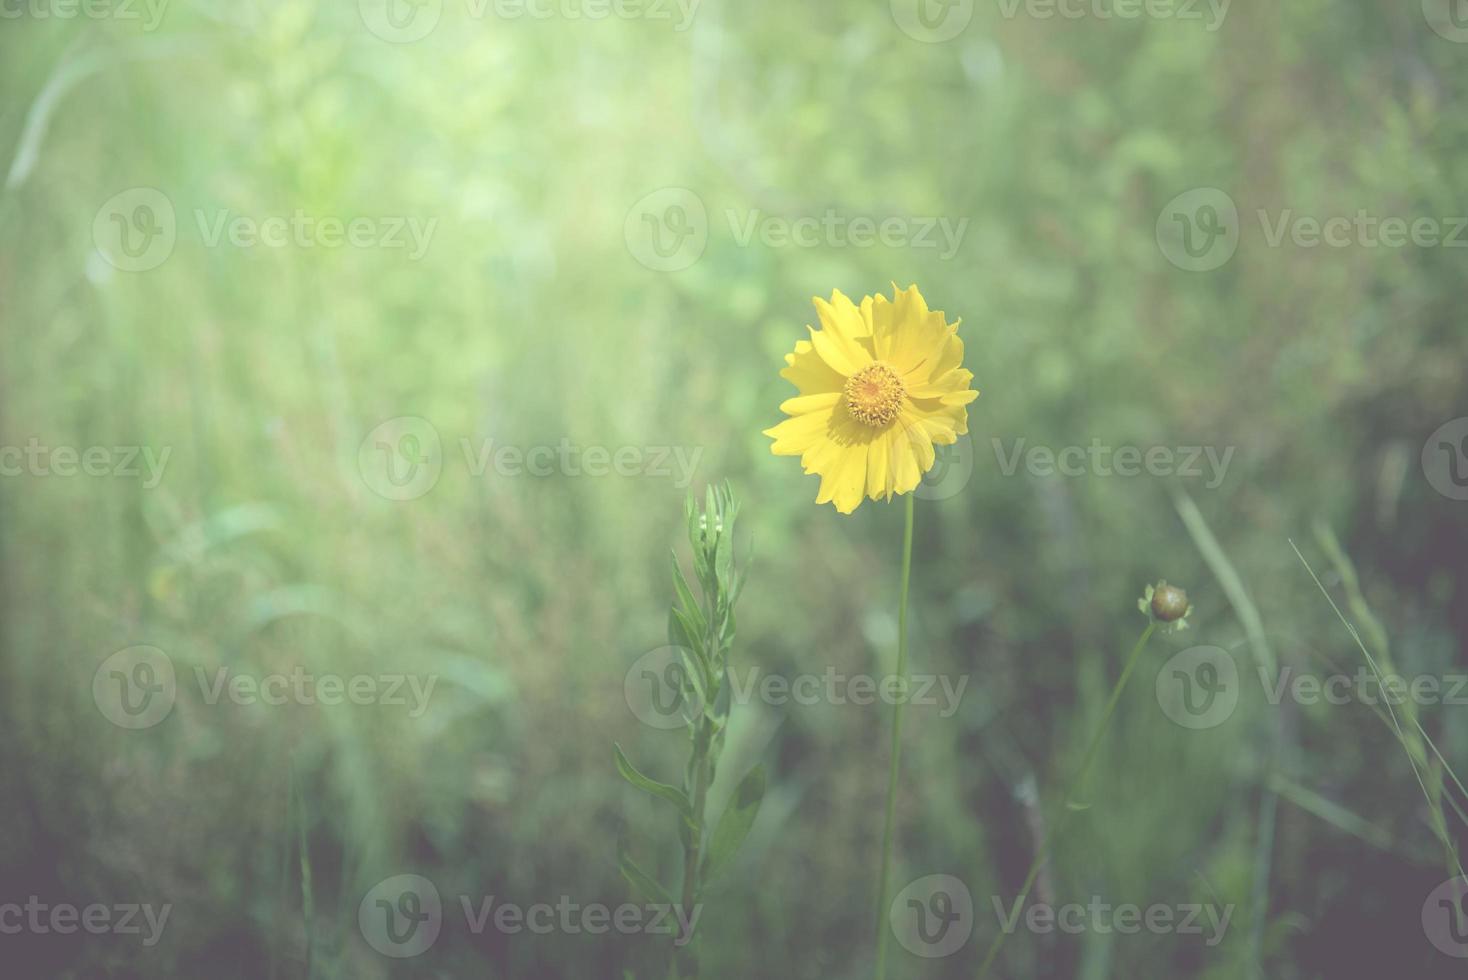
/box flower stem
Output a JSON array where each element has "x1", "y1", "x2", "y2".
[
  {"x1": 975, "y1": 621, "x2": 1157, "y2": 979},
  {"x1": 873, "y1": 492, "x2": 915, "y2": 980}
]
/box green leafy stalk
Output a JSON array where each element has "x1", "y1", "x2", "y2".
[{"x1": 614, "y1": 482, "x2": 765, "y2": 979}]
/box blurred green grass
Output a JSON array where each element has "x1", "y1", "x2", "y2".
[{"x1": 2, "y1": 0, "x2": 1468, "y2": 977}]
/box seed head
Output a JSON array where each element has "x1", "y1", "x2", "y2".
[{"x1": 1139, "y1": 580, "x2": 1192, "y2": 631}]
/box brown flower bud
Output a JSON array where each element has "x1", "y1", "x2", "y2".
[{"x1": 1149, "y1": 582, "x2": 1190, "y2": 623}]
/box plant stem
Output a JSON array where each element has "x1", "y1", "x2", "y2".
[
  {"x1": 873, "y1": 493, "x2": 916, "y2": 980},
  {"x1": 976, "y1": 621, "x2": 1157, "y2": 979},
  {"x1": 682, "y1": 739, "x2": 710, "y2": 913}
]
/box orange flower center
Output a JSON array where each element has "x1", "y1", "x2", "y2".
[{"x1": 843, "y1": 362, "x2": 905, "y2": 427}]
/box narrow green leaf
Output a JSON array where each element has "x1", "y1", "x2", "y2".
[
  {"x1": 614, "y1": 743, "x2": 693, "y2": 821},
  {"x1": 668, "y1": 607, "x2": 695, "y2": 654},
  {"x1": 618, "y1": 846, "x2": 674, "y2": 906},
  {"x1": 701, "y1": 764, "x2": 766, "y2": 883},
  {"x1": 670, "y1": 552, "x2": 706, "y2": 634}
]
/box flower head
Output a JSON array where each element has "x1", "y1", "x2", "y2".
[
  {"x1": 1139, "y1": 581, "x2": 1192, "y2": 631},
  {"x1": 763, "y1": 284, "x2": 979, "y2": 513}
]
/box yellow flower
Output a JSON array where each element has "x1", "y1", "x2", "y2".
[{"x1": 764, "y1": 284, "x2": 979, "y2": 514}]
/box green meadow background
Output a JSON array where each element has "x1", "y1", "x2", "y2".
[{"x1": 3, "y1": 0, "x2": 1468, "y2": 977}]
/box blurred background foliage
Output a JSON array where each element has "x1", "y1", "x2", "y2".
[{"x1": 2, "y1": 0, "x2": 1467, "y2": 976}]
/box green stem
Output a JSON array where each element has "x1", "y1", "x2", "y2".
[
  {"x1": 873, "y1": 493, "x2": 916, "y2": 980},
  {"x1": 976, "y1": 621, "x2": 1157, "y2": 979},
  {"x1": 681, "y1": 736, "x2": 710, "y2": 913}
]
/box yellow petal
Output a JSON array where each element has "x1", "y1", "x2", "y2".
[
  {"x1": 780, "y1": 339, "x2": 847, "y2": 395},
  {"x1": 808, "y1": 323, "x2": 868, "y2": 377},
  {"x1": 815, "y1": 289, "x2": 872, "y2": 340},
  {"x1": 891, "y1": 410, "x2": 937, "y2": 494},
  {"x1": 779, "y1": 392, "x2": 842, "y2": 416},
  {"x1": 907, "y1": 368, "x2": 978, "y2": 404},
  {"x1": 763, "y1": 409, "x2": 833, "y2": 456},
  {"x1": 815, "y1": 439, "x2": 869, "y2": 514},
  {"x1": 865, "y1": 431, "x2": 892, "y2": 501},
  {"x1": 905, "y1": 397, "x2": 967, "y2": 445}
]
